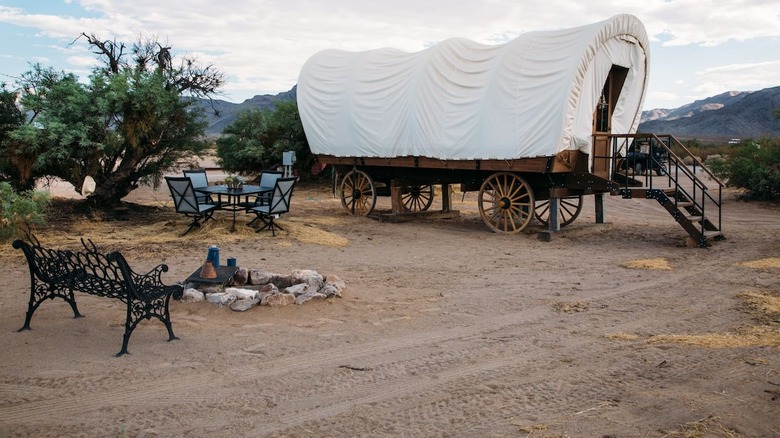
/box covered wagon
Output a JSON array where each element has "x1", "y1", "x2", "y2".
[{"x1": 297, "y1": 14, "x2": 724, "y2": 244}]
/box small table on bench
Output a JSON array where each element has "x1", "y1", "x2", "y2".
[{"x1": 185, "y1": 265, "x2": 239, "y2": 286}]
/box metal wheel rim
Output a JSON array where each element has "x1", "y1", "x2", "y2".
[
  {"x1": 340, "y1": 170, "x2": 376, "y2": 216},
  {"x1": 534, "y1": 195, "x2": 583, "y2": 228},
  {"x1": 401, "y1": 185, "x2": 434, "y2": 212},
  {"x1": 477, "y1": 172, "x2": 534, "y2": 233}
]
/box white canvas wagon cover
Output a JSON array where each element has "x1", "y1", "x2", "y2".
[{"x1": 297, "y1": 14, "x2": 649, "y2": 160}]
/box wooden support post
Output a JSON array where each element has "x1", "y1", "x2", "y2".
[
  {"x1": 441, "y1": 184, "x2": 451, "y2": 211},
  {"x1": 595, "y1": 193, "x2": 605, "y2": 223},
  {"x1": 390, "y1": 179, "x2": 403, "y2": 214},
  {"x1": 548, "y1": 197, "x2": 561, "y2": 232}
]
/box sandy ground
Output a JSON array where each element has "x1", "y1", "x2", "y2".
[{"x1": 0, "y1": 176, "x2": 778, "y2": 437}]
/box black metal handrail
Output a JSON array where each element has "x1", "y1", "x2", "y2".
[{"x1": 596, "y1": 133, "x2": 723, "y2": 237}]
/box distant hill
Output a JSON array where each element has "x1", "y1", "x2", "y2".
[
  {"x1": 199, "y1": 86, "x2": 297, "y2": 135},
  {"x1": 200, "y1": 84, "x2": 780, "y2": 141},
  {"x1": 638, "y1": 86, "x2": 780, "y2": 140}
]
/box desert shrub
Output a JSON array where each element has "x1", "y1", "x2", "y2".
[
  {"x1": 0, "y1": 182, "x2": 50, "y2": 240},
  {"x1": 710, "y1": 138, "x2": 780, "y2": 200},
  {"x1": 671, "y1": 140, "x2": 731, "y2": 162},
  {"x1": 216, "y1": 101, "x2": 317, "y2": 180}
]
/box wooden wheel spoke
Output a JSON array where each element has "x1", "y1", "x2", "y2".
[
  {"x1": 487, "y1": 181, "x2": 501, "y2": 196},
  {"x1": 508, "y1": 204, "x2": 530, "y2": 217},
  {"x1": 487, "y1": 206, "x2": 502, "y2": 220},
  {"x1": 340, "y1": 170, "x2": 376, "y2": 216},
  {"x1": 508, "y1": 191, "x2": 530, "y2": 203},
  {"x1": 507, "y1": 181, "x2": 524, "y2": 199},
  {"x1": 507, "y1": 207, "x2": 529, "y2": 225},
  {"x1": 478, "y1": 172, "x2": 534, "y2": 234},
  {"x1": 502, "y1": 211, "x2": 519, "y2": 231},
  {"x1": 560, "y1": 202, "x2": 576, "y2": 217},
  {"x1": 401, "y1": 185, "x2": 433, "y2": 212},
  {"x1": 401, "y1": 185, "x2": 434, "y2": 212},
  {"x1": 534, "y1": 195, "x2": 583, "y2": 228},
  {"x1": 536, "y1": 201, "x2": 550, "y2": 217},
  {"x1": 561, "y1": 199, "x2": 578, "y2": 209}
]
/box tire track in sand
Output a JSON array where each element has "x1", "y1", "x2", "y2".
[{"x1": 0, "y1": 271, "x2": 704, "y2": 426}]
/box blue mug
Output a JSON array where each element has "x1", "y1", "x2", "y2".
[{"x1": 227, "y1": 257, "x2": 237, "y2": 267}]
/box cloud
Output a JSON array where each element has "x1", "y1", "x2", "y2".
[
  {"x1": 693, "y1": 60, "x2": 780, "y2": 95},
  {"x1": 1, "y1": 0, "x2": 778, "y2": 105}
]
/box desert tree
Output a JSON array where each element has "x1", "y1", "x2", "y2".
[
  {"x1": 216, "y1": 100, "x2": 315, "y2": 179},
  {"x1": 0, "y1": 33, "x2": 223, "y2": 207}
]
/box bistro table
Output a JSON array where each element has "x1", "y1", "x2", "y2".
[{"x1": 195, "y1": 184, "x2": 273, "y2": 232}]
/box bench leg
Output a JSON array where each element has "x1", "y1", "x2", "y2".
[
  {"x1": 19, "y1": 284, "x2": 83, "y2": 332},
  {"x1": 117, "y1": 294, "x2": 179, "y2": 356},
  {"x1": 163, "y1": 294, "x2": 179, "y2": 342},
  {"x1": 117, "y1": 336, "x2": 131, "y2": 357}
]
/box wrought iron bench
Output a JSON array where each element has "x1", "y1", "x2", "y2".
[{"x1": 13, "y1": 235, "x2": 183, "y2": 356}]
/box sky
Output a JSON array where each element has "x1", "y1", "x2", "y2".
[{"x1": 0, "y1": 0, "x2": 778, "y2": 110}]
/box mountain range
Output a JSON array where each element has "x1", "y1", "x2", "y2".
[
  {"x1": 638, "y1": 86, "x2": 780, "y2": 140},
  {"x1": 201, "y1": 85, "x2": 780, "y2": 141}
]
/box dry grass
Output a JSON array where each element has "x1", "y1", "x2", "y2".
[
  {"x1": 0, "y1": 196, "x2": 351, "y2": 259},
  {"x1": 609, "y1": 290, "x2": 780, "y2": 348},
  {"x1": 737, "y1": 257, "x2": 780, "y2": 270},
  {"x1": 662, "y1": 415, "x2": 741, "y2": 438},
  {"x1": 284, "y1": 218, "x2": 350, "y2": 247},
  {"x1": 621, "y1": 258, "x2": 673, "y2": 271},
  {"x1": 648, "y1": 326, "x2": 780, "y2": 348},
  {"x1": 737, "y1": 289, "x2": 780, "y2": 326}
]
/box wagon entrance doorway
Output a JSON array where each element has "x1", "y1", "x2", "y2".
[{"x1": 592, "y1": 65, "x2": 628, "y2": 179}]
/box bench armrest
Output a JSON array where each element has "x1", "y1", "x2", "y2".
[{"x1": 107, "y1": 252, "x2": 184, "y2": 301}]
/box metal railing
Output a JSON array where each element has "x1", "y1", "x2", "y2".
[{"x1": 593, "y1": 133, "x2": 723, "y2": 237}]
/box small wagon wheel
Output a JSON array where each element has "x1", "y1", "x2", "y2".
[
  {"x1": 340, "y1": 169, "x2": 377, "y2": 216},
  {"x1": 534, "y1": 195, "x2": 583, "y2": 228},
  {"x1": 401, "y1": 185, "x2": 434, "y2": 212},
  {"x1": 477, "y1": 172, "x2": 535, "y2": 233}
]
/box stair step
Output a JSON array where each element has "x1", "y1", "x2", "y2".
[
  {"x1": 703, "y1": 230, "x2": 723, "y2": 238},
  {"x1": 682, "y1": 213, "x2": 703, "y2": 222}
]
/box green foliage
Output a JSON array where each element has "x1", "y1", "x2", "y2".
[
  {"x1": 216, "y1": 100, "x2": 316, "y2": 179},
  {"x1": 711, "y1": 138, "x2": 780, "y2": 200},
  {"x1": 0, "y1": 182, "x2": 50, "y2": 241},
  {"x1": 216, "y1": 109, "x2": 272, "y2": 173},
  {"x1": 0, "y1": 84, "x2": 34, "y2": 188},
  {"x1": 670, "y1": 139, "x2": 732, "y2": 162},
  {"x1": 0, "y1": 34, "x2": 223, "y2": 207}
]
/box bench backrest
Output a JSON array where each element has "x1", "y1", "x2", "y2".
[
  {"x1": 14, "y1": 238, "x2": 128, "y2": 302},
  {"x1": 14, "y1": 239, "x2": 71, "y2": 282}
]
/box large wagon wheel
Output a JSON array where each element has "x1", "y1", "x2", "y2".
[
  {"x1": 401, "y1": 185, "x2": 434, "y2": 212},
  {"x1": 477, "y1": 172, "x2": 535, "y2": 233},
  {"x1": 340, "y1": 170, "x2": 377, "y2": 216},
  {"x1": 534, "y1": 195, "x2": 583, "y2": 228}
]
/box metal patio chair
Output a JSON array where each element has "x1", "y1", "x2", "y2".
[
  {"x1": 165, "y1": 176, "x2": 219, "y2": 236},
  {"x1": 183, "y1": 169, "x2": 211, "y2": 204},
  {"x1": 247, "y1": 177, "x2": 296, "y2": 236},
  {"x1": 237, "y1": 170, "x2": 284, "y2": 210}
]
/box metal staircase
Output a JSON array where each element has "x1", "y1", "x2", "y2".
[{"x1": 607, "y1": 134, "x2": 725, "y2": 247}]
